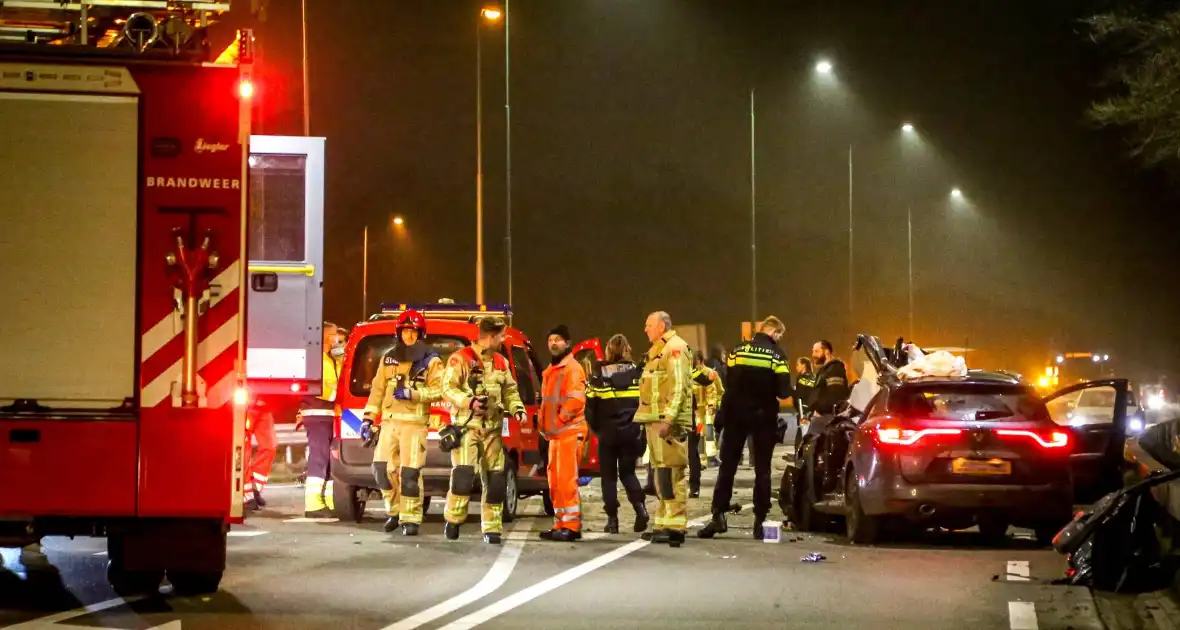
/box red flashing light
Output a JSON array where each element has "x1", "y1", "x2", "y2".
[
  {"x1": 876, "y1": 426, "x2": 963, "y2": 446},
  {"x1": 996, "y1": 429, "x2": 1070, "y2": 449},
  {"x1": 238, "y1": 80, "x2": 255, "y2": 99},
  {"x1": 233, "y1": 387, "x2": 249, "y2": 407}
]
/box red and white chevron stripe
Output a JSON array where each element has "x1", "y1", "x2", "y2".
[{"x1": 139, "y1": 260, "x2": 242, "y2": 409}]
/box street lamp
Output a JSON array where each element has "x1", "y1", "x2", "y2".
[
  {"x1": 951, "y1": 187, "x2": 964, "y2": 200},
  {"x1": 362, "y1": 216, "x2": 407, "y2": 319},
  {"x1": 475, "y1": 6, "x2": 502, "y2": 304},
  {"x1": 902, "y1": 122, "x2": 915, "y2": 134},
  {"x1": 815, "y1": 59, "x2": 833, "y2": 75}
]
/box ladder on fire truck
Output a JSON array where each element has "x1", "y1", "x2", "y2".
[{"x1": 0, "y1": 1, "x2": 235, "y2": 54}]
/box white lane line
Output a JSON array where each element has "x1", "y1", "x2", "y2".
[
  {"x1": 228, "y1": 530, "x2": 269, "y2": 537},
  {"x1": 379, "y1": 520, "x2": 532, "y2": 630},
  {"x1": 436, "y1": 505, "x2": 753, "y2": 630},
  {"x1": 1006, "y1": 560, "x2": 1030, "y2": 582},
  {"x1": 2, "y1": 596, "x2": 140, "y2": 629},
  {"x1": 1008, "y1": 601, "x2": 1038, "y2": 630}
]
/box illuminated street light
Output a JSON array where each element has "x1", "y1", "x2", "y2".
[
  {"x1": 1103, "y1": 354, "x2": 1110, "y2": 361},
  {"x1": 902, "y1": 122, "x2": 915, "y2": 133},
  {"x1": 1056, "y1": 355, "x2": 1065, "y2": 364},
  {"x1": 950, "y1": 187, "x2": 964, "y2": 199},
  {"x1": 815, "y1": 59, "x2": 833, "y2": 75},
  {"x1": 481, "y1": 7, "x2": 502, "y2": 21},
  {"x1": 393, "y1": 216, "x2": 405, "y2": 226}
]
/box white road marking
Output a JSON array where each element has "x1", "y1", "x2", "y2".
[
  {"x1": 1, "y1": 596, "x2": 139, "y2": 629},
  {"x1": 1008, "y1": 601, "x2": 1038, "y2": 630},
  {"x1": 227, "y1": 530, "x2": 269, "y2": 537},
  {"x1": 379, "y1": 520, "x2": 532, "y2": 630},
  {"x1": 282, "y1": 517, "x2": 339, "y2": 523},
  {"x1": 435, "y1": 505, "x2": 753, "y2": 630},
  {"x1": 1006, "y1": 560, "x2": 1030, "y2": 581}
]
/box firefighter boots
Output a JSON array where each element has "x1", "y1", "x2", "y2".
[
  {"x1": 667, "y1": 530, "x2": 686, "y2": 548},
  {"x1": 445, "y1": 522, "x2": 461, "y2": 541},
  {"x1": 304, "y1": 508, "x2": 333, "y2": 519},
  {"x1": 483, "y1": 532, "x2": 502, "y2": 545},
  {"x1": 401, "y1": 523, "x2": 419, "y2": 537},
  {"x1": 696, "y1": 512, "x2": 728, "y2": 539},
  {"x1": 540, "y1": 529, "x2": 581, "y2": 542},
  {"x1": 384, "y1": 516, "x2": 400, "y2": 533}
]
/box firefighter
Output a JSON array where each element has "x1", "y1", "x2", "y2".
[
  {"x1": 586, "y1": 334, "x2": 649, "y2": 534},
  {"x1": 359, "y1": 310, "x2": 443, "y2": 536},
  {"x1": 536, "y1": 325, "x2": 588, "y2": 541},
  {"x1": 300, "y1": 322, "x2": 341, "y2": 518},
  {"x1": 441, "y1": 317, "x2": 527, "y2": 545},
  {"x1": 699, "y1": 316, "x2": 791, "y2": 540},
  {"x1": 635, "y1": 311, "x2": 694, "y2": 547},
  {"x1": 691, "y1": 352, "x2": 724, "y2": 478}
]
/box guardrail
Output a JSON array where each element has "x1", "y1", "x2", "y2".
[
  {"x1": 1125, "y1": 437, "x2": 1180, "y2": 536},
  {"x1": 270, "y1": 423, "x2": 307, "y2": 480}
]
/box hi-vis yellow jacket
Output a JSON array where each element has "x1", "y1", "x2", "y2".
[{"x1": 635, "y1": 330, "x2": 693, "y2": 429}]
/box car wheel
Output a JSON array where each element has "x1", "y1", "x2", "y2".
[
  {"x1": 777, "y1": 466, "x2": 794, "y2": 518},
  {"x1": 844, "y1": 469, "x2": 880, "y2": 544},
  {"x1": 503, "y1": 463, "x2": 519, "y2": 523},
  {"x1": 795, "y1": 440, "x2": 833, "y2": 533},
  {"x1": 978, "y1": 517, "x2": 1010, "y2": 545},
  {"x1": 333, "y1": 482, "x2": 366, "y2": 523}
]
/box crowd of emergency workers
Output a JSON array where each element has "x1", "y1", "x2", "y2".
[{"x1": 242, "y1": 311, "x2": 853, "y2": 547}]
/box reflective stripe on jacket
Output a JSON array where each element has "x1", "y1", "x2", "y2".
[
  {"x1": 635, "y1": 330, "x2": 693, "y2": 427},
  {"x1": 539, "y1": 353, "x2": 587, "y2": 437}
]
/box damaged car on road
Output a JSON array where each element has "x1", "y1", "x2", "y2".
[{"x1": 781, "y1": 334, "x2": 1131, "y2": 545}]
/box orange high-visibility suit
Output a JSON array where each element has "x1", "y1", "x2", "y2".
[{"x1": 539, "y1": 353, "x2": 588, "y2": 533}]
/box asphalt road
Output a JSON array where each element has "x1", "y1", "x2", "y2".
[{"x1": 0, "y1": 448, "x2": 1108, "y2": 630}]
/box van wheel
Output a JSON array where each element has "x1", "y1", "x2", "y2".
[
  {"x1": 845, "y1": 470, "x2": 880, "y2": 544},
  {"x1": 333, "y1": 482, "x2": 366, "y2": 523},
  {"x1": 503, "y1": 464, "x2": 520, "y2": 523}
]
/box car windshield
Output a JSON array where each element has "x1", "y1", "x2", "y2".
[
  {"x1": 1045, "y1": 385, "x2": 1121, "y2": 426},
  {"x1": 888, "y1": 383, "x2": 1048, "y2": 423},
  {"x1": 348, "y1": 334, "x2": 468, "y2": 398}
]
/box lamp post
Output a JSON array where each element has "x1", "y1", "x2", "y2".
[
  {"x1": 362, "y1": 216, "x2": 406, "y2": 320},
  {"x1": 475, "y1": 6, "x2": 502, "y2": 304}
]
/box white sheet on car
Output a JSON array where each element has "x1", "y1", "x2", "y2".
[
  {"x1": 897, "y1": 349, "x2": 968, "y2": 380},
  {"x1": 849, "y1": 360, "x2": 879, "y2": 413}
]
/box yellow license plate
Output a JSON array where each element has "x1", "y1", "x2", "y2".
[{"x1": 951, "y1": 458, "x2": 1012, "y2": 476}]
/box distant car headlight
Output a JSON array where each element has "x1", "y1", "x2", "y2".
[
  {"x1": 1148, "y1": 394, "x2": 1165, "y2": 410},
  {"x1": 1128, "y1": 417, "x2": 1144, "y2": 433}
]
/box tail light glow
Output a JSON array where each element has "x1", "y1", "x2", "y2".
[
  {"x1": 238, "y1": 80, "x2": 255, "y2": 99},
  {"x1": 996, "y1": 429, "x2": 1070, "y2": 449},
  {"x1": 233, "y1": 387, "x2": 249, "y2": 407},
  {"x1": 876, "y1": 426, "x2": 963, "y2": 446}
]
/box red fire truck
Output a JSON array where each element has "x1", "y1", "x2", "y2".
[{"x1": 0, "y1": 2, "x2": 256, "y2": 595}]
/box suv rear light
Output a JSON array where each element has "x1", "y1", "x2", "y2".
[
  {"x1": 876, "y1": 426, "x2": 963, "y2": 446},
  {"x1": 996, "y1": 429, "x2": 1070, "y2": 449}
]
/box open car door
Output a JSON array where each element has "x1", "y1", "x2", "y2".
[{"x1": 1044, "y1": 378, "x2": 1130, "y2": 500}]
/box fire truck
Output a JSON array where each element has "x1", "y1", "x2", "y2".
[{"x1": 0, "y1": 0, "x2": 322, "y2": 596}]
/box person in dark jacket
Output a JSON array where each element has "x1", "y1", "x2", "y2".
[
  {"x1": 808, "y1": 340, "x2": 850, "y2": 415},
  {"x1": 586, "y1": 334, "x2": 650, "y2": 534},
  {"x1": 706, "y1": 343, "x2": 728, "y2": 385},
  {"x1": 699, "y1": 316, "x2": 792, "y2": 540}
]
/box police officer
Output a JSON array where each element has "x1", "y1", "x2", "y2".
[
  {"x1": 635, "y1": 311, "x2": 693, "y2": 547},
  {"x1": 301, "y1": 322, "x2": 341, "y2": 518},
  {"x1": 699, "y1": 316, "x2": 791, "y2": 540},
  {"x1": 586, "y1": 334, "x2": 649, "y2": 535},
  {"x1": 440, "y1": 317, "x2": 527, "y2": 545},
  {"x1": 360, "y1": 310, "x2": 443, "y2": 536}
]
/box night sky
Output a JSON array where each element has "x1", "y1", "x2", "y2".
[{"x1": 243, "y1": 0, "x2": 1179, "y2": 383}]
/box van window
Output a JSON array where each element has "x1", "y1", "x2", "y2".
[
  {"x1": 349, "y1": 334, "x2": 468, "y2": 398},
  {"x1": 510, "y1": 345, "x2": 539, "y2": 403},
  {"x1": 248, "y1": 153, "x2": 306, "y2": 262}
]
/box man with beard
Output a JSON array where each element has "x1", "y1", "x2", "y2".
[
  {"x1": 441, "y1": 317, "x2": 527, "y2": 544},
  {"x1": 808, "y1": 340, "x2": 850, "y2": 417},
  {"x1": 538, "y1": 325, "x2": 589, "y2": 541},
  {"x1": 360, "y1": 310, "x2": 444, "y2": 536}
]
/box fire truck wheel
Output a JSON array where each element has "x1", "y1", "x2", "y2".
[
  {"x1": 502, "y1": 464, "x2": 519, "y2": 523},
  {"x1": 107, "y1": 561, "x2": 163, "y2": 597},
  {"x1": 333, "y1": 482, "x2": 366, "y2": 523},
  {"x1": 167, "y1": 570, "x2": 223, "y2": 596}
]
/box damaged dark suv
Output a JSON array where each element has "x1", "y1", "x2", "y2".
[{"x1": 782, "y1": 335, "x2": 1129, "y2": 545}]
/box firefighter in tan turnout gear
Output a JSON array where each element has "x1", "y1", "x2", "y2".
[
  {"x1": 440, "y1": 317, "x2": 527, "y2": 545},
  {"x1": 635, "y1": 311, "x2": 694, "y2": 547},
  {"x1": 359, "y1": 310, "x2": 443, "y2": 536}
]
